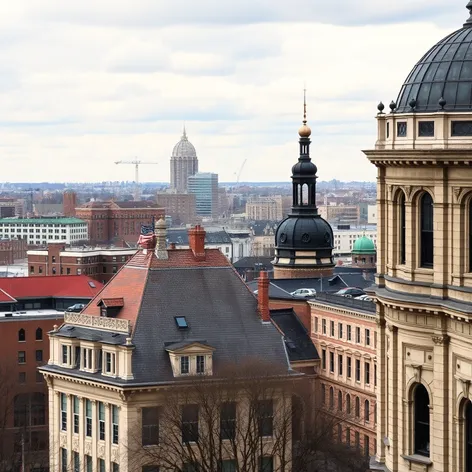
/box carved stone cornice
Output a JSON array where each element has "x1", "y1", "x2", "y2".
[{"x1": 432, "y1": 334, "x2": 450, "y2": 345}]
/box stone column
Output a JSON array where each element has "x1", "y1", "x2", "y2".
[
  {"x1": 375, "y1": 314, "x2": 387, "y2": 464},
  {"x1": 376, "y1": 167, "x2": 387, "y2": 283},
  {"x1": 431, "y1": 333, "x2": 450, "y2": 472},
  {"x1": 51, "y1": 389, "x2": 60, "y2": 472},
  {"x1": 405, "y1": 201, "x2": 414, "y2": 278},
  {"x1": 105, "y1": 403, "x2": 111, "y2": 469},
  {"x1": 91, "y1": 400, "x2": 97, "y2": 466},
  {"x1": 386, "y1": 322, "x2": 399, "y2": 472}
]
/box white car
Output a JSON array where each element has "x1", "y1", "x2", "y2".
[{"x1": 291, "y1": 288, "x2": 317, "y2": 298}]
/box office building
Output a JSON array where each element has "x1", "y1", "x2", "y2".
[{"x1": 188, "y1": 173, "x2": 219, "y2": 218}]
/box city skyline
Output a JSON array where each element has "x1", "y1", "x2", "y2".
[{"x1": 0, "y1": 1, "x2": 466, "y2": 183}]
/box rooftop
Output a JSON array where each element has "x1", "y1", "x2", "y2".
[{"x1": 0, "y1": 217, "x2": 86, "y2": 225}]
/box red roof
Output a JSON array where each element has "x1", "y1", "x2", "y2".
[
  {"x1": 0, "y1": 288, "x2": 17, "y2": 303},
  {"x1": 99, "y1": 298, "x2": 124, "y2": 308},
  {"x1": 0, "y1": 275, "x2": 103, "y2": 299}
]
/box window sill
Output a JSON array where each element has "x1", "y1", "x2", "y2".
[{"x1": 401, "y1": 454, "x2": 432, "y2": 466}]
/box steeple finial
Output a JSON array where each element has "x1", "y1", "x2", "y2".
[
  {"x1": 298, "y1": 87, "x2": 311, "y2": 138},
  {"x1": 182, "y1": 123, "x2": 187, "y2": 139},
  {"x1": 303, "y1": 87, "x2": 307, "y2": 124},
  {"x1": 465, "y1": 1, "x2": 472, "y2": 27}
]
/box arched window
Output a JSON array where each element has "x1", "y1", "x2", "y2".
[
  {"x1": 301, "y1": 184, "x2": 309, "y2": 205},
  {"x1": 399, "y1": 192, "x2": 406, "y2": 264},
  {"x1": 35, "y1": 328, "x2": 43, "y2": 341},
  {"x1": 346, "y1": 394, "x2": 351, "y2": 414},
  {"x1": 355, "y1": 397, "x2": 360, "y2": 418},
  {"x1": 329, "y1": 387, "x2": 334, "y2": 409},
  {"x1": 414, "y1": 384, "x2": 430, "y2": 456},
  {"x1": 469, "y1": 201, "x2": 472, "y2": 272},
  {"x1": 18, "y1": 329, "x2": 25, "y2": 342},
  {"x1": 364, "y1": 400, "x2": 370, "y2": 422},
  {"x1": 466, "y1": 401, "x2": 472, "y2": 470},
  {"x1": 338, "y1": 391, "x2": 343, "y2": 411},
  {"x1": 420, "y1": 193, "x2": 434, "y2": 268}
]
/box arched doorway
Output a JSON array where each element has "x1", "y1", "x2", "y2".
[{"x1": 466, "y1": 400, "x2": 472, "y2": 471}]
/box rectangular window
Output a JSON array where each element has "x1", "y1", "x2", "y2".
[
  {"x1": 196, "y1": 355, "x2": 205, "y2": 374},
  {"x1": 330, "y1": 320, "x2": 335, "y2": 337},
  {"x1": 322, "y1": 319, "x2": 326, "y2": 334},
  {"x1": 220, "y1": 402, "x2": 236, "y2": 440},
  {"x1": 61, "y1": 448, "x2": 67, "y2": 472},
  {"x1": 73, "y1": 451, "x2": 80, "y2": 472},
  {"x1": 180, "y1": 356, "x2": 190, "y2": 375},
  {"x1": 346, "y1": 428, "x2": 351, "y2": 447},
  {"x1": 356, "y1": 359, "x2": 361, "y2": 382},
  {"x1": 347, "y1": 357, "x2": 352, "y2": 378},
  {"x1": 397, "y1": 121, "x2": 407, "y2": 137},
  {"x1": 86, "y1": 455, "x2": 92, "y2": 472},
  {"x1": 112, "y1": 463, "x2": 119, "y2": 472},
  {"x1": 418, "y1": 121, "x2": 434, "y2": 137},
  {"x1": 329, "y1": 352, "x2": 334, "y2": 373},
  {"x1": 374, "y1": 364, "x2": 377, "y2": 387},
  {"x1": 62, "y1": 345, "x2": 70, "y2": 365},
  {"x1": 19, "y1": 372, "x2": 26, "y2": 384},
  {"x1": 364, "y1": 435, "x2": 370, "y2": 457},
  {"x1": 18, "y1": 351, "x2": 26, "y2": 364},
  {"x1": 182, "y1": 405, "x2": 199, "y2": 443},
  {"x1": 347, "y1": 325, "x2": 352, "y2": 341},
  {"x1": 356, "y1": 327, "x2": 361, "y2": 344},
  {"x1": 338, "y1": 354, "x2": 343, "y2": 376},
  {"x1": 365, "y1": 362, "x2": 370, "y2": 385},
  {"x1": 99, "y1": 459, "x2": 105, "y2": 472},
  {"x1": 221, "y1": 460, "x2": 237, "y2": 472},
  {"x1": 355, "y1": 431, "x2": 360, "y2": 449},
  {"x1": 99, "y1": 402, "x2": 105, "y2": 441},
  {"x1": 314, "y1": 317, "x2": 318, "y2": 333},
  {"x1": 85, "y1": 400, "x2": 92, "y2": 437},
  {"x1": 365, "y1": 329, "x2": 371, "y2": 346},
  {"x1": 61, "y1": 393, "x2": 67, "y2": 431},
  {"x1": 105, "y1": 352, "x2": 116, "y2": 375},
  {"x1": 338, "y1": 323, "x2": 343, "y2": 339},
  {"x1": 259, "y1": 456, "x2": 274, "y2": 472},
  {"x1": 142, "y1": 407, "x2": 159, "y2": 446},
  {"x1": 73, "y1": 396, "x2": 79, "y2": 434},
  {"x1": 451, "y1": 120, "x2": 472, "y2": 136},
  {"x1": 112, "y1": 405, "x2": 119, "y2": 444},
  {"x1": 321, "y1": 349, "x2": 326, "y2": 370},
  {"x1": 257, "y1": 400, "x2": 273, "y2": 437}
]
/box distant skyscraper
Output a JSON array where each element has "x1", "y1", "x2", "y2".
[
  {"x1": 188, "y1": 173, "x2": 219, "y2": 218},
  {"x1": 170, "y1": 127, "x2": 198, "y2": 192}
]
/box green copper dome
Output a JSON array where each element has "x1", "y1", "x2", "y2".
[{"x1": 352, "y1": 236, "x2": 376, "y2": 254}]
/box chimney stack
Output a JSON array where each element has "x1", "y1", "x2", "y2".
[
  {"x1": 258, "y1": 271, "x2": 270, "y2": 322},
  {"x1": 155, "y1": 218, "x2": 168, "y2": 260},
  {"x1": 188, "y1": 225, "x2": 206, "y2": 261}
]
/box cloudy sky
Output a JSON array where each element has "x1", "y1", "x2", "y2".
[{"x1": 0, "y1": 1, "x2": 468, "y2": 183}]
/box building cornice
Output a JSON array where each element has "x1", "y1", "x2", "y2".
[{"x1": 309, "y1": 300, "x2": 377, "y2": 322}]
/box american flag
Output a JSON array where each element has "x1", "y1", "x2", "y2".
[{"x1": 137, "y1": 221, "x2": 155, "y2": 246}]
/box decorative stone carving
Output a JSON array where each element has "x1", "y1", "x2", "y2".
[
  {"x1": 453, "y1": 186, "x2": 464, "y2": 203},
  {"x1": 403, "y1": 186, "x2": 413, "y2": 201},
  {"x1": 111, "y1": 447, "x2": 119, "y2": 463},
  {"x1": 432, "y1": 334, "x2": 450, "y2": 345},
  {"x1": 72, "y1": 438, "x2": 79, "y2": 452},
  {"x1": 460, "y1": 378, "x2": 471, "y2": 399},
  {"x1": 64, "y1": 312, "x2": 130, "y2": 334},
  {"x1": 84, "y1": 441, "x2": 92, "y2": 455},
  {"x1": 386, "y1": 323, "x2": 397, "y2": 333},
  {"x1": 98, "y1": 444, "x2": 105, "y2": 458},
  {"x1": 411, "y1": 364, "x2": 422, "y2": 383},
  {"x1": 59, "y1": 433, "x2": 67, "y2": 447}
]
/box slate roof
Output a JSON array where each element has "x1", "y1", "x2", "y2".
[
  {"x1": 167, "y1": 229, "x2": 232, "y2": 245},
  {"x1": 56, "y1": 325, "x2": 129, "y2": 345},
  {"x1": 249, "y1": 221, "x2": 279, "y2": 237},
  {"x1": 246, "y1": 280, "x2": 295, "y2": 300},
  {"x1": 233, "y1": 256, "x2": 274, "y2": 270},
  {"x1": 270, "y1": 308, "x2": 319, "y2": 362}
]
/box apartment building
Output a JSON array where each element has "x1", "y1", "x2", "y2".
[{"x1": 246, "y1": 196, "x2": 283, "y2": 221}]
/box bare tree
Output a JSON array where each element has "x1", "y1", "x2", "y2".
[{"x1": 129, "y1": 360, "x2": 368, "y2": 472}]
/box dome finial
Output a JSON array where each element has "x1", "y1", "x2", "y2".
[
  {"x1": 182, "y1": 123, "x2": 187, "y2": 139},
  {"x1": 466, "y1": 1, "x2": 472, "y2": 26},
  {"x1": 298, "y1": 87, "x2": 312, "y2": 138}
]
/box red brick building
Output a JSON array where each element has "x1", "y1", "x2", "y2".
[
  {"x1": 75, "y1": 200, "x2": 164, "y2": 244},
  {"x1": 27, "y1": 242, "x2": 136, "y2": 283},
  {"x1": 0, "y1": 238, "x2": 28, "y2": 265},
  {"x1": 62, "y1": 190, "x2": 77, "y2": 218}
]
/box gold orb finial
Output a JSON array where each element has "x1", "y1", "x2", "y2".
[{"x1": 298, "y1": 87, "x2": 312, "y2": 138}]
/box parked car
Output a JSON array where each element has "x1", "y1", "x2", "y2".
[
  {"x1": 291, "y1": 288, "x2": 317, "y2": 298},
  {"x1": 334, "y1": 287, "x2": 366, "y2": 298},
  {"x1": 356, "y1": 294, "x2": 373, "y2": 302},
  {"x1": 66, "y1": 303, "x2": 85, "y2": 313}
]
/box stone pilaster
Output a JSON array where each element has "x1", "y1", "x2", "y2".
[{"x1": 376, "y1": 314, "x2": 387, "y2": 464}]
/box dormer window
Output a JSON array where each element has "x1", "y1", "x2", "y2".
[
  {"x1": 180, "y1": 356, "x2": 190, "y2": 374},
  {"x1": 196, "y1": 355, "x2": 205, "y2": 374},
  {"x1": 103, "y1": 350, "x2": 117, "y2": 377},
  {"x1": 165, "y1": 341, "x2": 215, "y2": 378},
  {"x1": 98, "y1": 298, "x2": 124, "y2": 318}
]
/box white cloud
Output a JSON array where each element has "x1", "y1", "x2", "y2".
[{"x1": 0, "y1": 1, "x2": 468, "y2": 182}]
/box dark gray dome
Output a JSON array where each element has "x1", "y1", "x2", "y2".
[
  {"x1": 396, "y1": 24, "x2": 472, "y2": 113},
  {"x1": 291, "y1": 159, "x2": 317, "y2": 177},
  {"x1": 275, "y1": 215, "x2": 333, "y2": 251}
]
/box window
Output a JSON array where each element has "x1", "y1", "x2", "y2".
[
  {"x1": 30, "y1": 266, "x2": 34, "y2": 274},
  {"x1": 73, "y1": 451, "x2": 80, "y2": 472},
  {"x1": 346, "y1": 427, "x2": 351, "y2": 446},
  {"x1": 322, "y1": 319, "x2": 326, "y2": 334},
  {"x1": 364, "y1": 435, "x2": 370, "y2": 457},
  {"x1": 196, "y1": 355, "x2": 205, "y2": 374},
  {"x1": 365, "y1": 329, "x2": 370, "y2": 346},
  {"x1": 99, "y1": 402, "x2": 105, "y2": 441},
  {"x1": 338, "y1": 391, "x2": 343, "y2": 411},
  {"x1": 466, "y1": 401, "x2": 472, "y2": 470},
  {"x1": 329, "y1": 387, "x2": 334, "y2": 409},
  {"x1": 365, "y1": 400, "x2": 370, "y2": 423},
  {"x1": 414, "y1": 384, "x2": 430, "y2": 456},
  {"x1": 19, "y1": 372, "x2": 26, "y2": 384},
  {"x1": 182, "y1": 405, "x2": 199, "y2": 442},
  {"x1": 397, "y1": 121, "x2": 407, "y2": 137},
  {"x1": 355, "y1": 397, "x2": 360, "y2": 418},
  {"x1": 175, "y1": 316, "x2": 188, "y2": 329},
  {"x1": 321, "y1": 349, "x2": 326, "y2": 370},
  {"x1": 399, "y1": 192, "x2": 406, "y2": 264},
  {"x1": 330, "y1": 320, "x2": 335, "y2": 336},
  {"x1": 347, "y1": 357, "x2": 352, "y2": 378},
  {"x1": 321, "y1": 384, "x2": 326, "y2": 404},
  {"x1": 105, "y1": 352, "x2": 116, "y2": 375},
  {"x1": 314, "y1": 317, "x2": 318, "y2": 333},
  {"x1": 61, "y1": 393, "x2": 67, "y2": 431},
  {"x1": 365, "y1": 362, "x2": 370, "y2": 385},
  {"x1": 329, "y1": 352, "x2": 334, "y2": 373},
  {"x1": 355, "y1": 359, "x2": 361, "y2": 382},
  {"x1": 18, "y1": 329, "x2": 25, "y2": 342},
  {"x1": 220, "y1": 460, "x2": 237, "y2": 472},
  {"x1": 35, "y1": 328, "x2": 43, "y2": 341},
  {"x1": 99, "y1": 459, "x2": 105, "y2": 472},
  {"x1": 35, "y1": 350, "x2": 43, "y2": 362},
  {"x1": 452, "y1": 120, "x2": 472, "y2": 136},
  {"x1": 180, "y1": 356, "x2": 190, "y2": 374},
  {"x1": 85, "y1": 400, "x2": 92, "y2": 437},
  {"x1": 73, "y1": 396, "x2": 79, "y2": 434},
  {"x1": 338, "y1": 354, "x2": 343, "y2": 376},
  {"x1": 346, "y1": 394, "x2": 351, "y2": 414},
  {"x1": 420, "y1": 193, "x2": 434, "y2": 268},
  {"x1": 355, "y1": 431, "x2": 360, "y2": 450},
  {"x1": 375, "y1": 364, "x2": 377, "y2": 387},
  {"x1": 220, "y1": 402, "x2": 236, "y2": 440},
  {"x1": 347, "y1": 325, "x2": 352, "y2": 341},
  {"x1": 61, "y1": 448, "x2": 67, "y2": 472},
  {"x1": 338, "y1": 323, "x2": 343, "y2": 339},
  {"x1": 259, "y1": 457, "x2": 273, "y2": 472},
  {"x1": 110, "y1": 405, "x2": 119, "y2": 444},
  {"x1": 82, "y1": 348, "x2": 93, "y2": 370},
  {"x1": 62, "y1": 345, "x2": 71, "y2": 365},
  {"x1": 142, "y1": 407, "x2": 159, "y2": 446},
  {"x1": 257, "y1": 400, "x2": 273, "y2": 437},
  {"x1": 112, "y1": 463, "x2": 119, "y2": 472},
  {"x1": 86, "y1": 455, "x2": 92, "y2": 472},
  {"x1": 356, "y1": 327, "x2": 361, "y2": 343},
  {"x1": 418, "y1": 121, "x2": 434, "y2": 137},
  {"x1": 18, "y1": 351, "x2": 26, "y2": 364}
]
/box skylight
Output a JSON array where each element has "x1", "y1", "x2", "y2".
[{"x1": 175, "y1": 316, "x2": 188, "y2": 329}]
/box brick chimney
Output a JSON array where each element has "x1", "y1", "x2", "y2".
[
  {"x1": 258, "y1": 271, "x2": 270, "y2": 322},
  {"x1": 188, "y1": 225, "x2": 206, "y2": 261}
]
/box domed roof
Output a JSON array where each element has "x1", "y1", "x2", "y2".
[
  {"x1": 291, "y1": 159, "x2": 317, "y2": 177},
  {"x1": 352, "y1": 236, "x2": 376, "y2": 254},
  {"x1": 172, "y1": 128, "x2": 197, "y2": 158},
  {"x1": 396, "y1": 6, "x2": 472, "y2": 113},
  {"x1": 275, "y1": 216, "x2": 333, "y2": 251}
]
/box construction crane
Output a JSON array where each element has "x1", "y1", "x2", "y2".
[
  {"x1": 227, "y1": 159, "x2": 247, "y2": 216},
  {"x1": 115, "y1": 160, "x2": 159, "y2": 201}
]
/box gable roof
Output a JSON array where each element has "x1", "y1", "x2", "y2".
[{"x1": 0, "y1": 276, "x2": 103, "y2": 300}]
